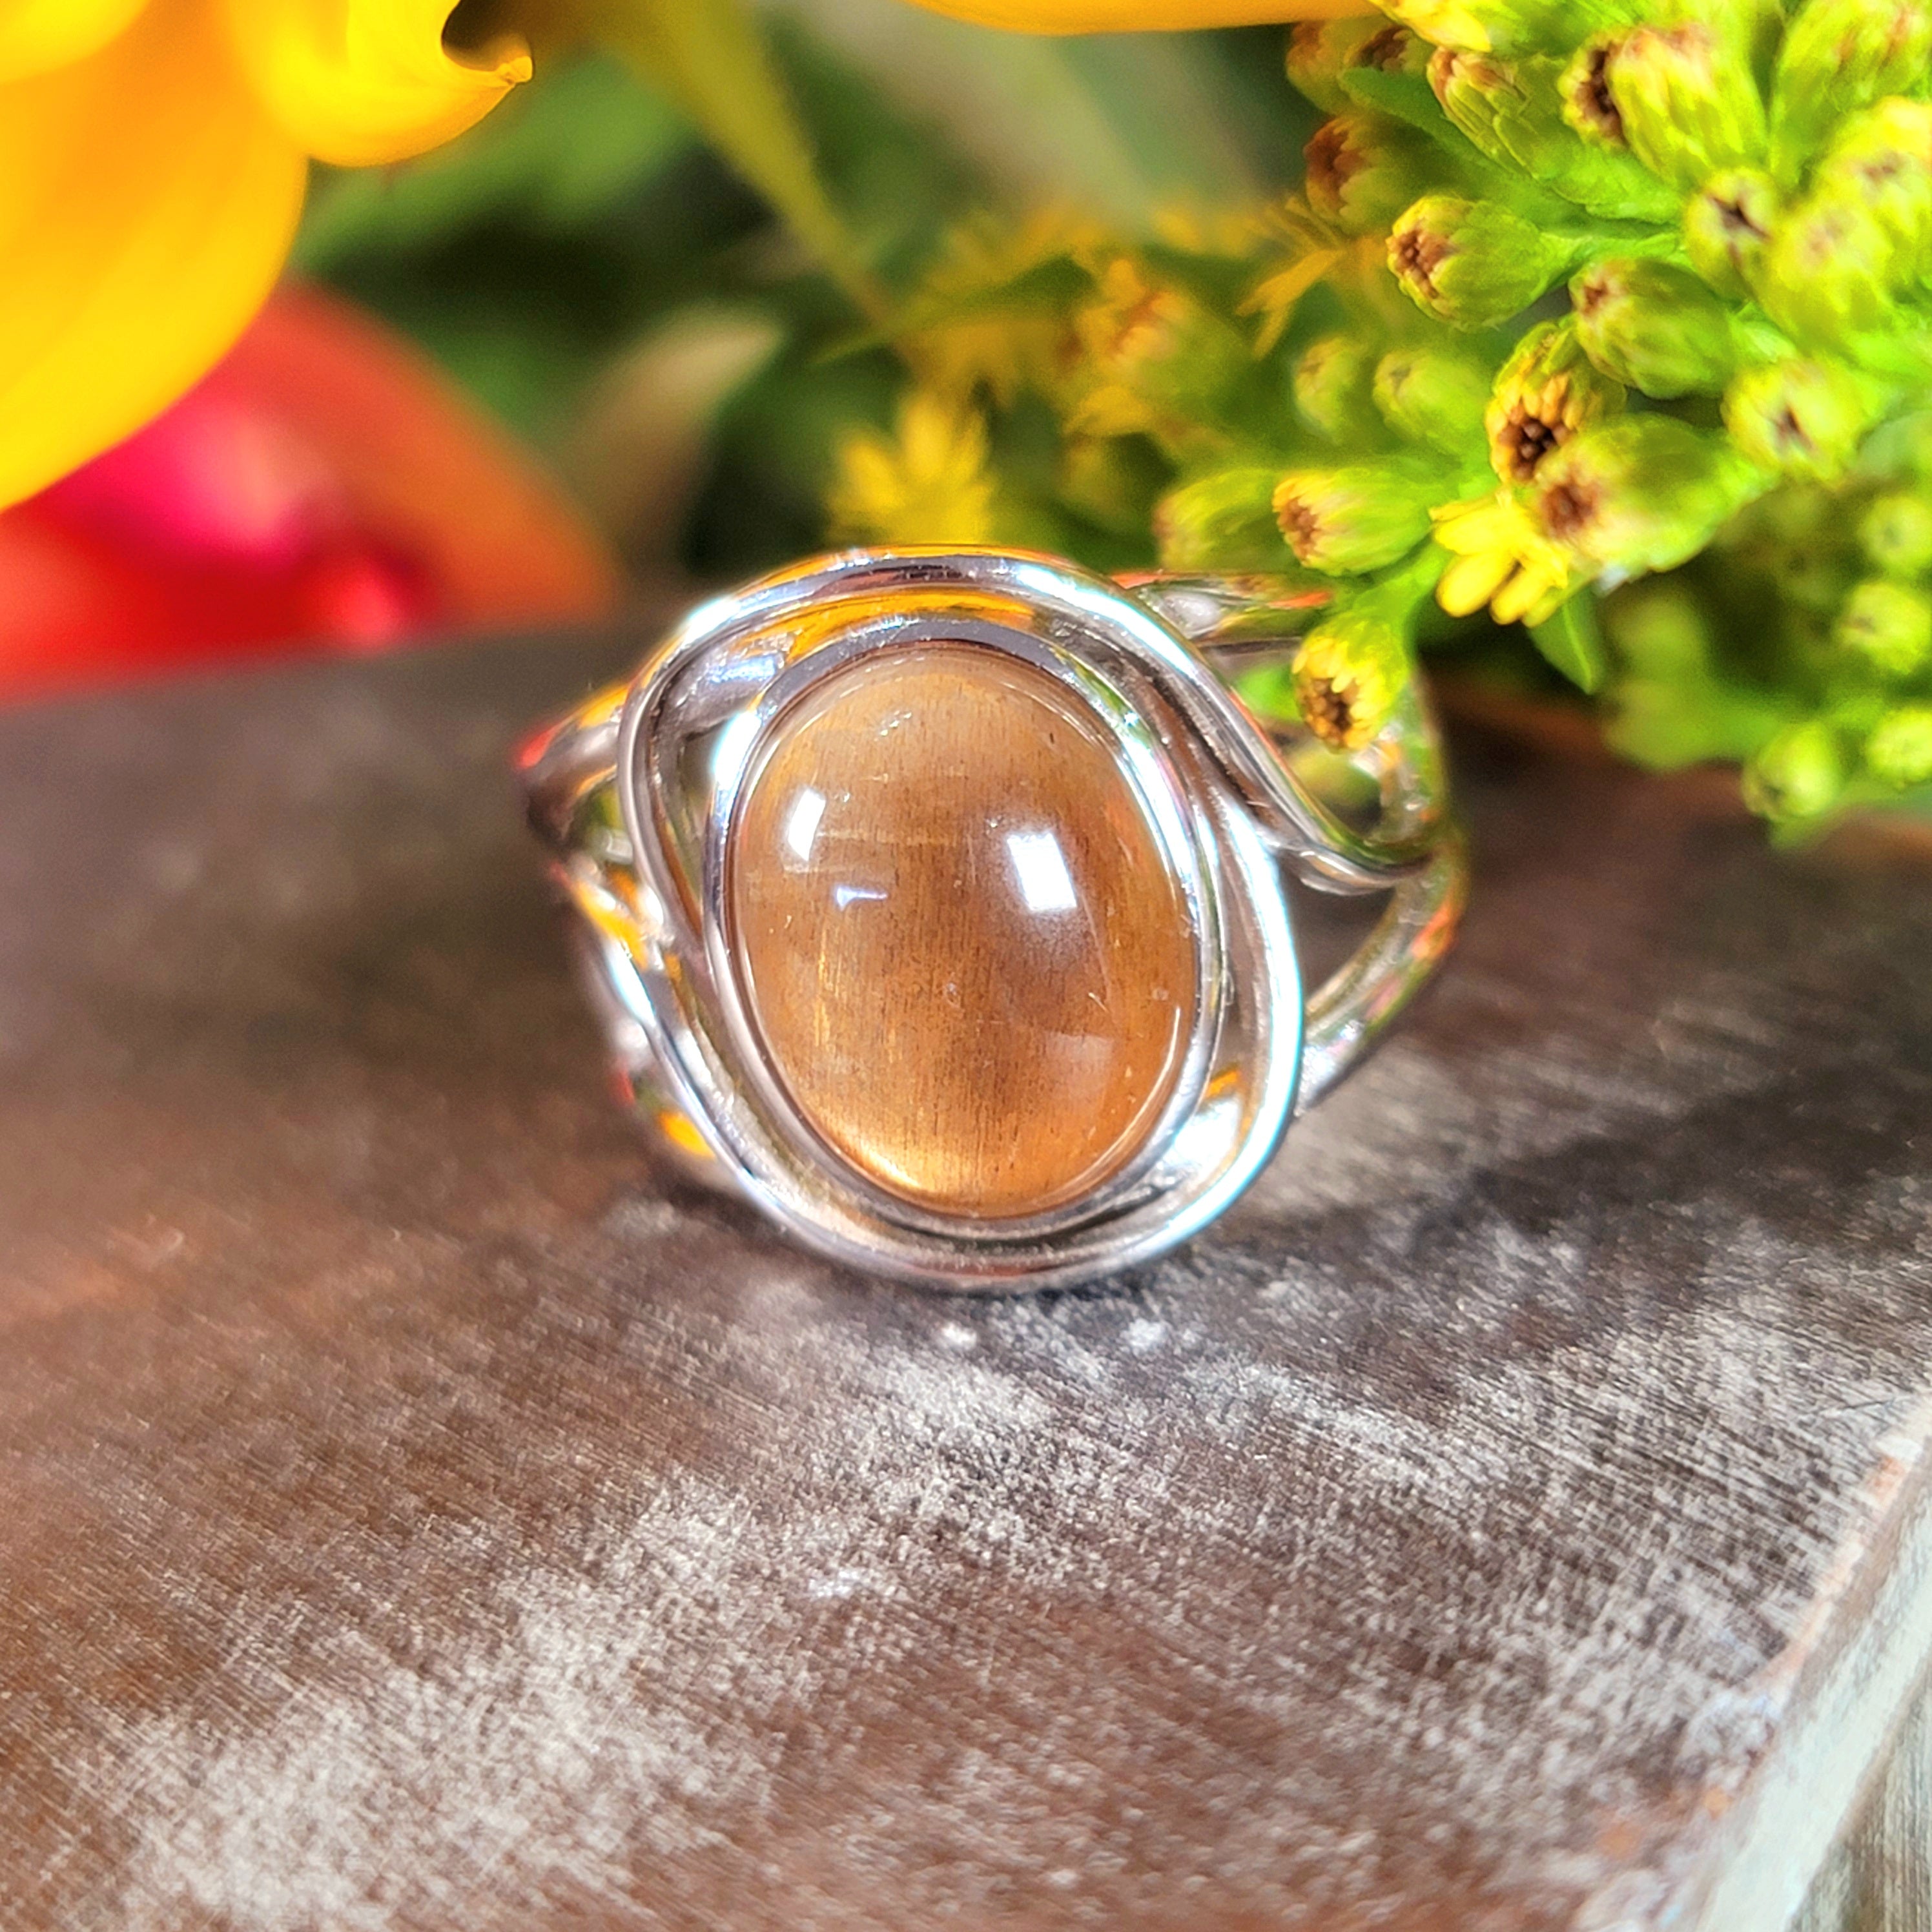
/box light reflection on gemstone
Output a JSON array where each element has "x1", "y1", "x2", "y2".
[
  {"x1": 1005, "y1": 828, "x2": 1080, "y2": 916},
  {"x1": 728, "y1": 643, "x2": 1197, "y2": 1219},
  {"x1": 781, "y1": 787, "x2": 827, "y2": 865}
]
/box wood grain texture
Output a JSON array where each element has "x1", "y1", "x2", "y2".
[
  {"x1": 1, "y1": 631, "x2": 1930, "y2": 1931},
  {"x1": 1794, "y1": 1658, "x2": 1932, "y2": 1932}
]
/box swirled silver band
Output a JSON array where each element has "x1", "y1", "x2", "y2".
[{"x1": 522, "y1": 550, "x2": 1468, "y2": 1291}]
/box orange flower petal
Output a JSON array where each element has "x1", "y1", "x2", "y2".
[
  {"x1": 221, "y1": 0, "x2": 531, "y2": 168},
  {"x1": 0, "y1": 0, "x2": 307, "y2": 508},
  {"x1": 0, "y1": 0, "x2": 148, "y2": 81}
]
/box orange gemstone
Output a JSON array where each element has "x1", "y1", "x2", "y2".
[{"x1": 728, "y1": 644, "x2": 1198, "y2": 1219}]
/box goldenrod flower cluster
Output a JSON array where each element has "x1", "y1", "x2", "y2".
[{"x1": 854, "y1": 0, "x2": 1932, "y2": 827}]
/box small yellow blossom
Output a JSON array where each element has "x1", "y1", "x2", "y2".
[
  {"x1": 1246, "y1": 219, "x2": 1384, "y2": 356},
  {"x1": 1249, "y1": 248, "x2": 1349, "y2": 353},
  {"x1": 1433, "y1": 491, "x2": 1584, "y2": 627},
  {"x1": 1082, "y1": 258, "x2": 1189, "y2": 368},
  {"x1": 904, "y1": 211, "x2": 1100, "y2": 408},
  {"x1": 0, "y1": 0, "x2": 527, "y2": 508},
  {"x1": 1067, "y1": 256, "x2": 1195, "y2": 438},
  {"x1": 1065, "y1": 253, "x2": 1259, "y2": 446},
  {"x1": 1293, "y1": 612, "x2": 1407, "y2": 750},
  {"x1": 1485, "y1": 322, "x2": 1625, "y2": 488},
  {"x1": 828, "y1": 391, "x2": 1002, "y2": 547},
  {"x1": 1151, "y1": 205, "x2": 1268, "y2": 258}
]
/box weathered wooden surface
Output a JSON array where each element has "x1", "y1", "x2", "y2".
[
  {"x1": 1796, "y1": 1661, "x2": 1932, "y2": 1932},
  {"x1": 2, "y1": 632, "x2": 1931, "y2": 1932}
]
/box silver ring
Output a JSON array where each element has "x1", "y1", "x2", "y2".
[{"x1": 521, "y1": 548, "x2": 1468, "y2": 1293}]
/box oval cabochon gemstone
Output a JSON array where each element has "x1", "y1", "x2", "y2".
[{"x1": 728, "y1": 644, "x2": 1199, "y2": 1220}]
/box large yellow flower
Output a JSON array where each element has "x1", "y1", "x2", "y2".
[
  {"x1": 905, "y1": 0, "x2": 1373, "y2": 28},
  {"x1": 0, "y1": 0, "x2": 528, "y2": 509}
]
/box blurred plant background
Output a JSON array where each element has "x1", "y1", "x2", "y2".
[
  {"x1": 304, "y1": 0, "x2": 1314, "y2": 575},
  {"x1": 1, "y1": 0, "x2": 1313, "y2": 694},
  {"x1": 12, "y1": 0, "x2": 1931, "y2": 840}
]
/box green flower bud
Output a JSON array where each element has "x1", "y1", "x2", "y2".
[
  {"x1": 1575, "y1": 24, "x2": 1767, "y2": 192},
  {"x1": 1608, "y1": 579, "x2": 1714, "y2": 683},
  {"x1": 1760, "y1": 188, "x2": 1910, "y2": 346},
  {"x1": 1292, "y1": 609, "x2": 1411, "y2": 750},
  {"x1": 1295, "y1": 333, "x2": 1385, "y2": 444},
  {"x1": 1306, "y1": 112, "x2": 1439, "y2": 236},
  {"x1": 1158, "y1": 467, "x2": 1299, "y2": 572},
  {"x1": 1530, "y1": 416, "x2": 1760, "y2": 578},
  {"x1": 1571, "y1": 258, "x2": 1740, "y2": 398},
  {"x1": 1771, "y1": 0, "x2": 1932, "y2": 180},
  {"x1": 1388, "y1": 194, "x2": 1584, "y2": 329},
  {"x1": 1866, "y1": 705, "x2": 1932, "y2": 788},
  {"x1": 1814, "y1": 99, "x2": 1932, "y2": 262},
  {"x1": 1429, "y1": 47, "x2": 1680, "y2": 221},
  {"x1": 1070, "y1": 258, "x2": 1255, "y2": 449},
  {"x1": 1743, "y1": 719, "x2": 1849, "y2": 822},
  {"x1": 1373, "y1": 344, "x2": 1495, "y2": 455},
  {"x1": 1561, "y1": 36, "x2": 1629, "y2": 149},
  {"x1": 1379, "y1": 0, "x2": 1495, "y2": 53},
  {"x1": 1722, "y1": 479, "x2": 1867, "y2": 613},
  {"x1": 1724, "y1": 359, "x2": 1881, "y2": 480},
  {"x1": 1287, "y1": 18, "x2": 1423, "y2": 115},
  {"x1": 1486, "y1": 318, "x2": 1626, "y2": 484},
  {"x1": 1705, "y1": 0, "x2": 1786, "y2": 54},
  {"x1": 1860, "y1": 489, "x2": 1932, "y2": 579},
  {"x1": 1384, "y1": 0, "x2": 1641, "y2": 59},
  {"x1": 1428, "y1": 45, "x2": 1535, "y2": 156},
  {"x1": 1776, "y1": 544, "x2": 1860, "y2": 618},
  {"x1": 1834, "y1": 579, "x2": 1932, "y2": 675},
  {"x1": 1683, "y1": 169, "x2": 1782, "y2": 300},
  {"x1": 1723, "y1": 481, "x2": 1863, "y2": 615},
  {"x1": 1891, "y1": 415, "x2": 1932, "y2": 485},
  {"x1": 1273, "y1": 463, "x2": 1440, "y2": 573}
]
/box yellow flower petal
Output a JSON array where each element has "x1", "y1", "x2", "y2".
[
  {"x1": 0, "y1": 0, "x2": 149, "y2": 80},
  {"x1": 905, "y1": 0, "x2": 1372, "y2": 28},
  {"x1": 0, "y1": 0, "x2": 307, "y2": 507},
  {"x1": 221, "y1": 0, "x2": 530, "y2": 169},
  {"x1": 1492, "y1": 566, "x2": 1567, "y2": 628},
  {"x1": 1381, "y1": 0, "x2": 1491, "y2": 50},
  {"x1": 828, "y1": 393, "x2": 1001, "y2": 546},
  {"x1": 1438, "y1": 548, "x2": 1513, "y2": 617},
  {"x1": 1431, "y1": 497, "x2": 1512, "y2": 557}
]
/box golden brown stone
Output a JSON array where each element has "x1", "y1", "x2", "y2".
[{"x1": 728, "y1": 644, "x2": 1197, "y2": 1220}]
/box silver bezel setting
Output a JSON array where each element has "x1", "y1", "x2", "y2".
[{"x1": 524, "y1": 549, "x2": 1468, "y2": 1293}]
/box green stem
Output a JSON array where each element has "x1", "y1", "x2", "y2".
[
  {"x1": 593, "y1": 0, "x2": 887, "y2": 321},
  {"x1": 1358, "y1": 542, "x2": 1452, "y2": 631}
]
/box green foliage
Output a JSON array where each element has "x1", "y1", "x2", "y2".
[
  {"x1": 297, "y1": 54, "x2": 698, "y2": 440},
  {"x1": 593, "y1": 0, "x2": 884, "y2": 314},
  {"x1": 1530, "y1": 597, "x2": 1607, "y2": 692}
]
